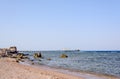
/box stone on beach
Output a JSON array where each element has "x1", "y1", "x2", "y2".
[
  {"x1": 9, "y1": 46, "x2": 17, "y2": 53},
  {"x1": 15, "y1": 53, "x2": 29, "y2": 62},
  {"x1": 17, "y1": 53, "x2": 25, "y2": 58},
  {"x1": 0, "y1": 48, "x2": 8, "y2": 57}
]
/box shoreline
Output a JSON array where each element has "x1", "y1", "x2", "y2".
[
  {"x1": 0, "y1": 57, "x2": 83, "y2": 79},
  {"x1": 0, "y1": 58, "x2": 118, "y2": 79},
  {"x1": 24, "y1": 60, "x2": 119, "y2": 79},
  {"x1": 0, "y1": 57, "x2": 119, "y2": 79},
  {"x1": 21, "y1": 58, "x2": 119, "y2": 79}
]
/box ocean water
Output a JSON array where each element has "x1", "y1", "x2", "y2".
[{"x1": 22, "y1": 51, "x2": 120, "y2": 77}]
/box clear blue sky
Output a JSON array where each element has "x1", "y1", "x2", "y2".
[{"x1": 0, "y1": 0, "x2": 120, "y2": 50}]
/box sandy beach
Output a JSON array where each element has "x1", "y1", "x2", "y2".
[
  {"x1": 0, "y1": 58, "x2": 83, "y2": 79},
  {"x1": 0, "y1": 58, "x2": 119, "y2": 79}
]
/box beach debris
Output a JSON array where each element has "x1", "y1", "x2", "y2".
[
  {"x1": 60, "y1": 54, "x2": 68, "y2": 58},
  {"x1": 34, "y1": 52, "x2": 42, "y2": 58}
]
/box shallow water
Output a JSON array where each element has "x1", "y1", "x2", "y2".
[{"x1": 22, "y1": 51, "x2": 120, "y2": 77}]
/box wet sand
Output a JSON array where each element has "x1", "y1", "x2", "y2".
[{"x1": 0, "y1": 58, "x2": 119, "y2": 79}]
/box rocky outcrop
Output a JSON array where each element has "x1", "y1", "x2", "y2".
[
  {"x1": 0, "y1": 48, "x2": 8, "y2": 57},
  {"x1": 0, "y1": 46, "x2": 18, "y2": 57},
  {"x1": 0, "y1": 46, "x2": 30, "y2": 63},
  {"x1": 60, "y1": 54, "x2": 68, "y2": 58}
]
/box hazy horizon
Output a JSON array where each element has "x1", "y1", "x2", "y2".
[{"x1": 0, "y1": 0, "x2": 120, "y2": 50}]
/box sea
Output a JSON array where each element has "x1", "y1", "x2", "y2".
[{"x1": 22, "y1": 50, "x2": 120, "y2": 78}]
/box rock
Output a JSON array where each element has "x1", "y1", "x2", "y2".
[
  {"x1": 0, "y1": 49, "x2": 4, "y2": 54},
  {"x1": 60, "y1": 54, "x2": 68, "y2": 58},
  {"x1": 17, "y1": 53, "x2": 28, "y2": 59},
  {"x1": 11, "y1": 54, "x2": 18, "y2": 58},
  {"x1": 47, "y1": 58, "x2": 51, "y2": 60},
  {"x1": 0, "y1": 48, "x2": 8, "y2": 57},
  {"x1": 24, "y1": 54, "x2": 29, "y2": 56},
  {"x1": 0, "y1": 46, "x2": 18, "y2": 58},
  {"x1": 17, "y1": 53, "x2": 24, "y2": 59},
  {"x1": 9, "y1": 46, "x2": 17, "y2": 54},
  {"x1": 16, "y1": 58, "x2": 21, "y2": 62},
  {"x1": 16, "y1": 60, "x2": 19, "y2": 63},
  {"x1": 32, "y1": 62, "x2": 34, "y2": 65},
  {"x1": 20, "y1": 59, "x2": 25, "y2": 62},
  {"x1": 34, "y1": 52, "x2": 42, "y2": 58},
  {"x1": 23, "y1": 56, "x2": 29, "y2": 59},
  {"x1": 30, "y1": 59, "x2": 34, "y2": 61},
  {"x1": 0, "y1": 46, "x2": 18, "y2": 57}
]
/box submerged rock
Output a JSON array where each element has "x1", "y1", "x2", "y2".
[
  {"x1": 60, "y1": 54, "x2": 68, "y2": 58},
  {"x1": 47, "y1": 58, "x2": 51, "y2": 60},
  {"x1": 34, "y1": 52, "x2": 42, "y2": 58}
]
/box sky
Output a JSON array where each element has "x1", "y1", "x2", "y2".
[{"x1": 0, "y1": 0, "x2": 120, "y2": 50}]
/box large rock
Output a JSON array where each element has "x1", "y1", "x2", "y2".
[
  {"x1": 9, "y1": 46, "x2": 17, "y2": 53},
  {"x1": 0, "y1": 46, "x2": 18, "y2": 57},
  {"x1": 34, "y1": 52, "x2": 42, "y2": 58},
  {"x1": 0, "y1": 48, "x2": 8, "y2": 57},
  {"x1": 60, "y1": 54, "x2": 68, "y2": 58}
]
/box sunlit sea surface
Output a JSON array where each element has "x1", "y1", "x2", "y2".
[{"x1": 22, "y1": 51, "x2": 120, "y2": 77}]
